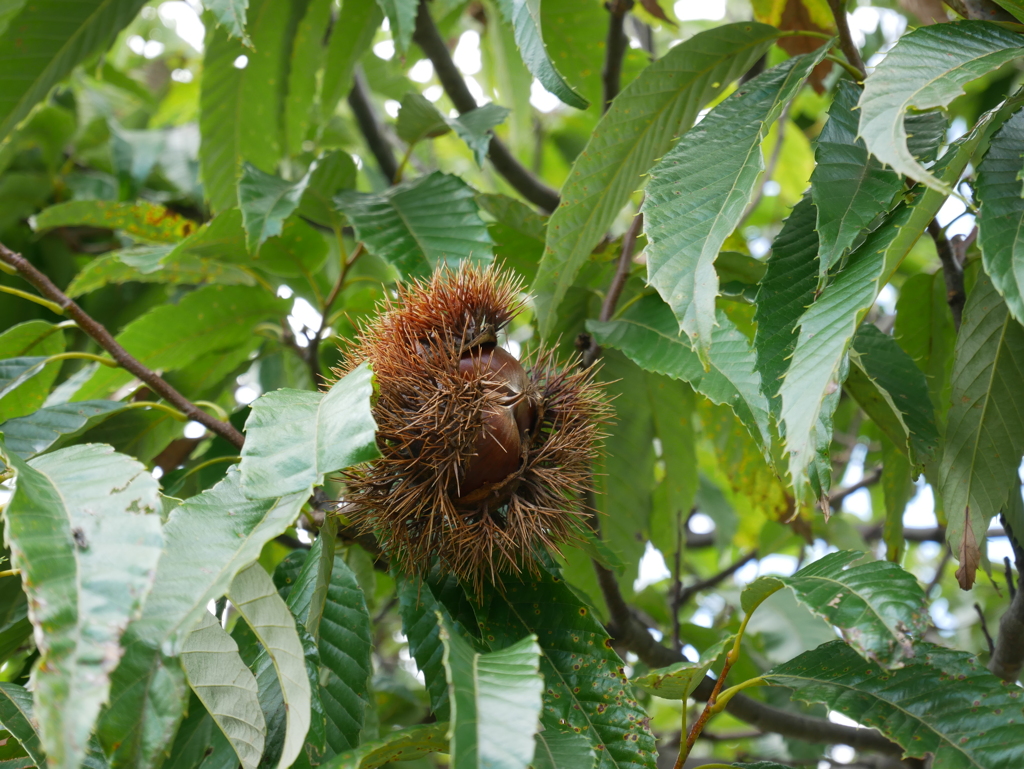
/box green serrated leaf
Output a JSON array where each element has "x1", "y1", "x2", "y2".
[
  {"x1": 297, "y1": 151, "x2": 357, "y2": 231},
  {"x1": 228, "y1": 563, "x2": 311, "y2": 769},
  {"x1": 774, "y1": 551, "x2": 928, "y2": 666},
  {"x1": 396, "y1": 92, "x2": 451, "y2": 145},
  {"x1": 0, "y1": 684, "x2": 47, "y2": 768},
  {"x1": 323, "y1": 723, "x2": 447, "y2": 769},
  {"x1": 531, "y1": 727, "x2": 596, "y2": 769},
  {"x1": 630, "y1": 635, "x2": 731, "y2": 700},
  {"x1": 200, "y1": 0, "x2": 292, "y2": 212},
  {"x1": 284, "y1": 0, "x2": 331, "y2": 155},
  {"x1": 32, "y1": 200, "x2": 198, "y2": 243},
  {"x1": 811, "y1": 81, "x2": 903, "y2": 280},
  {"x1": 97, "y1": 469, "x2": 306, "y2": 766},
  {"x1": 858, "y1": 20, "x2": 1024, "y2": 195},
  {"x1": 451, "y1": 103, "x2": 511, "y2": 167},
  {"x1": 0, "y1": 0, "x2": 148, "y2": 139},
  {"x1": 239, "y1": 360, "x2": 380, "y2": 498},
  {"x1": 740, "y1": 577, "x2": 784, "y2": 615},
  {"x1": 978, "y1": 105, "x2": 1024, "y2": 326},
  {"x1": 71, "y1": 284, "x2": 289, "y2": 401},
  {"x1": 765, "y1": 640, "x2": 1024, "y2": 767},
  {"x1": 0, "y1": 321, "x2": 65, "y2": 421},
  {"x1": 644, "y1": 49, "x2": 826, "y2": 363},
  {"x1": 238, "y1": 162, "x2": 316, "y2": 250},
  {"x1": 440, "y1": 617, "x2": 543, "y2": 769},
  {"x1": 534, "y1": 22, "x2": 779, "y2": 337},
  {"x1": 1, "y1": 444, "x2": 162, "y2": 769},
  {"x1": 181, "y1": 612, "x2": 266, "y2": 769},
  {"x1": 475, "y1": 192, "x2": 546, "y2": 282},
  {"x1": 752, "y1": 195, "x2": 819, "y2": 416},
  {"x1": 0, "y1": 400, "x2": 132, "y2": 458},
  {"x1": 493, "y1": 0, "x2": 588, "y2": 110},
  {"x1": 206, "y1": 0, "x2": 250, "y2": 44},
  {"x1": 587, "y1": 294, "x2": 771, "y2": 456},
  {"x1": 939, "y1": 272, "x2": 1024, "y2": 588},
  {"x1": 846, "y1": 324, "x2": 939, "y2": 469},
  {"x1": 477, "y1": 568, "x2": 658, "y2": 769},
  {"x1": 320, "y1": 0, "x2": 382, "y2": 120},
  {"x1": 375, "y1": 0, "x2": 416, "y2": 53},
  {"x1": 335, "y1": 171, "x2": 493, "y2": 278},
  {"x1": 881, "y1": 434, "x2": 914, "y2": 564}
]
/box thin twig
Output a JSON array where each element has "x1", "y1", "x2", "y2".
[
  {"x1": 602, "y1": 0, "x2": 633, "y2": 112},
  {"x1": 308, "y1": 242, "x2": 364, "y2": 383},
  {"x1": 0, "y1": 242, "x2": 245, "y2": 449},
  {"x1": 672, "y1": 510, "x2": 683, "y2": 652},
  {"x1": 412, "y1": 0, "x2": 560, "y2": 212},
  {"x1": 975, "y1": 603, "x2": 995, "y2": 656},
  {"x1": 826, "y1": 0, "x2": 867, "y2": 78},
  {"x1": 348, "y1": 66, "x2": 400, "y2": 182},
  {"x1": 1005, "y1": 557, "x2": 1016, "y2": 599},
  {"x1": 926, "y1": 547, "x2": 952, "y2": 598},
  {"x1": 674, "y1": 551, "x2": 758, "y2": 611},
  {"x1": 927, "y1": 219, "x2": 966, "y2": 330},
  {"x1": 829, "y1": 466, "x2": 883, "y2": 509},
  {"x1": 582, "y1": 209, "x2": 643, "y2": 367}
]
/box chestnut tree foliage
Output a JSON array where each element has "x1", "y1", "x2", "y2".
[{"x1": 4, "y1": 0, "x2": 1024, "y2": 767}]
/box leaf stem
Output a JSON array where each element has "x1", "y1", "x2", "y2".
[
  {"x1": 0, "y1": 570, "x2": 20, "y2": 579},
  {"x1": 825, "y1": 53, "x2": 865, "y2": 81},
  {"x1": 122, "y1": 401, "x2": 190, "y2": 421},
  {"x1": 45, "y1": 352, "x2": 119, "y2": 368},
  {"x1": 0, "y1": 285, "x2": 65, "y2": 315},
  {"x1": 175, "y1": 455, "x2": 241, "y2": 482}
]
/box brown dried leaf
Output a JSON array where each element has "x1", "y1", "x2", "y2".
[
  {"x1": 955, "y1": 514, "x2": 981, "y2": 590},
  {"x1": 639, "y1": 0, "x2": 675, "y2": 25},
  {"x1": 776, "y1": 0, "x2": 834, "y2": 93}
]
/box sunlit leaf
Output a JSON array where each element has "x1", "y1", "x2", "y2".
[
  {"x1": 0, "y1": 400, "x2": 131, "y2": 458},
  {"x1": 323, "y1": 724, "x2": 447, "y2": 769},
  {"x1": 631, "y1": 636, "x2": 731, "y2": 700},
  {"x1": 32, "y1": 200, "x2": 198, "y2": 243}
]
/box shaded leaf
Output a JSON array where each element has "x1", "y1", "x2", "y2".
[
  {"x1": 375, "y1": 0, "x2": 416, "y2": 54},
  {"x1": 228, "y1": 563, "x2": 312, "y2": 769},
  {"x1": 978, "y1": 105, "x2": 1024, "y2": 325},
  {"x1": 938, "y1": 273, "x2": 1024, "y2": 589},
  {"x1": 881, "y1": 434, "x2": 914, "y2": 564},
  {"x1": 32, "y1": 200, "x2": 198, "y2": 243},
  {"x1": 811, "y1": 81, "x2": 903, "y2": 280},
  {"x1": 631, "y1": 636, "x2": 731, "y2": 700},
  {"x1": 181, "y1": 612, "x2": 266, "y2": 769},
  {"x1": 239, "y1": 361, "x2": 380, "y2": 498},
  {"x1": 238, "y1": 162, "x2": 315, "y2": 250},
  {"x1": 323, "y1": 723, "x2": 447, "y2": 769},
  {"x1": 858, "y1": 20, "x2": 1024, "y2": 195},
  {"x1": 1, "y1": 444, "x2": 162, "y2": 769},
  {"x1": 765, "y1": 640, "x2": 1024, "y2": 767},
  {"x1": 0, "y1": 321, "x2": 65, "y2": 421},
  {"x1": 534, "y1": 23, "x2": 779, "y2": 336},
  {"x1": 0, "y1": 0, "x2": 148, "y2": 139},
  {"x1": 335, "y1": 171, "x2": 493, "y2": 278},
  {"x1": 440, "y1": 617, "x2": 543, "y2": 769},
  {"x1": 531, "y1": 728, "x2": 596, "y2": 769},
  {"x1": 0, "y1": 400, "x2": 131, "y2": 459},
  {"x1": 451, "y1": 103, "x2": 511, "y2": 167},
  {"x1": 643, "y1": 50, "x2": 825, "y2": 363},
  {"x1": 475, "y1": 193, "x2": 546, "y2": 282},
  {"x1": 284, "y1": 0, "x2": 332, "y2": 155},
  {"x1": 320, "y1": 0, "x2": 382, "y2": 120},
  {"x1": 397, "y1": 573, "x2": 458, "y2": 721},
  {"x1": 396, "y1": 92, "x2": 451, "y2": 145},
  {"x1": 0, "y1": 684, "x2": 47, "y2": 768},
  {"x1": 587, "y1": 293, "x2": 771, "y2": 454},
  {"x1": 297, "y1": 151, "x2": 357, "y2": 231},
  {"x1": 494, "y1": 0, "x2": 588, "y2": 110}
]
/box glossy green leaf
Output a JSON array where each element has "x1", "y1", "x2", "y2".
[
  {"x1": 180, "y1": 612, "x2": 266, "y2": 769},
  {"x1": 811, "y1": 81, "x2": 902, "y2": 280},
  {"x1": 587, "y1": 293, "x2": 771, "y2": 453},
  {"x1": 1, "y1": 444, "x2": 162, "y2": 769},
  {"x1": 239, "y1": 360, "x2": 379, "y2": 498},
  {"x1": 72, "y1": 284, "x2": 289, "y2": 401},
  {"x1": 978, "y1": 105, "x2": 1024, "y2": 325},
  {"x1": 228, "y1": 563, "x2": 311, "y2": 769},
  {"x1": 320, "y1": 0, "x2": 382, "y2": 120},
  {"x1": 0, "y1": 400, "x2": 130, "y2": 458},
  {"x1": 397, "y1": 573, "x2": 458, "y2": 720},
  {"x1": 769, "y1": 551, "x2": 927, "y2": 666},
  {"x1": 323, "y1": 723, "x2": 447, "y2": 769},
  {"x1": 534, "y1": 22, "x2": 778, "y2": 336},
  {"x1": 0, "y1": 320, "x2": 65, "y2": 421},
  {"x1": 97, "y1": 469, "x2": 306, "y2": 765},
  {"x1": 0, "y1": 0, "x2": 148, "y2": 139},
  {"x1": 644, "y1": 50, "x2": 825, "y2": 363},
  {"x1": 451, "y1": 103, "x2": 511, "y2": 167},
  {"x1": 335, "y1": 171, "x2": 494, "y2": 278},
  {"x1": 376, "y1": 0, "x2": 416, "y2": 53},
  {"x1": 493, "y1": 0, "x2": 587, "y2": 110},
  {"x1": 752, "y1": 195, "x2": 819, "y2": 415},
  {"x1": 477, "y1": 568, "x2": 658, "y2": 769},
  {"x1": 531, "y1": 728, "x2": 596, "y2": 769},
  {"x1": 858, "y1": 20, "x2": 1024, "y2": 195},
  {"x1": 846, "y1": 324, "x2": 939, "y2": 469},
  {"x1": 939, "y1": 272, "x2": 1024, "y2": 589},
  {"x1": 0, "y1": 684, "x2": 47, "y2": 768},
  {"x1": 631, "y1": 636, "x2": 731, "y2": 700},
  {"x1": 764, "y1": 640, "x2": 1024, "y2": 767},
  {"x1": 206, "y1": 0, "x2": 250, "y2": 44},
  {"x1": 32, "y1": 200, "x2": 198, "y2": 243},
  {"x1": 238, "y1": 162, "x2": 315, "y2": 250},
  {"x1": 440, "y1": 617, "x2": 543, "y2": 769},
  {"x1": 396, "y1": 92, "x2": 451, "y2": 145},
  {"x1": 297, "y1": 151, "x2": 357, "y2": 231},
  {"x1": 200, "y1": 0, "x2": 291, "y2": 212}
]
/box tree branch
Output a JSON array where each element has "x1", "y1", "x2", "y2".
[
  {"x1": 412, "y1": 0, "x2": 560, "y2": 212},
  {"x1": 0, "y1": 242, "x2": 245, "y2": 449},
  {"x1": 602, "y1": 0, "x2": 633, "y2": 112},
  {"x1": 673, "y1": 550, "x2": 757, "y2": 611},
  {"x1": 829, "y1": 466, "x2": 882, "y2": 510},
  {"x1": 347, "y1": 66, "x2": 400, "y2": 182},
  {"x1": 826, "y1": 0, "x2": 867, "y2": 79},
  {"x1": 582, "y1": 209, "x2": 643, "y2": 367},
  {"x1": 927, "y1": 219, "x2": 966, "y2": 330},
  {"x1": 989, "y1": 574, "x2": 1024, "y2": 681},
  {"x1": 593, "y1": 562, "x2": 904, "y2": 755}
]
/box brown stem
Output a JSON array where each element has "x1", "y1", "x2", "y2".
[
  {"x1": 927, "y1": 219, "x2": 966, "y2": 331},
  {"x1": 680, "y1": 653, "x2": 735, "y2": 766},
  {"x1": 829, "y1": 466, "x2": 883, "y2": 509},
  {"x1": 826, "y1": 0, "x2": 868, "y2": 79},
  {"x1": 975, "y1": 603, "x2": 995, "y2": 656},
  {"x1": 674, "y1": 551, "x2": 758, "y2": 612},
  {"x1": 412, "y1": 0, "x2": 560, "y2": 212},
  {"x1": 0, "y1": 242, "x2": 245, "y2": 449},
  {"x1": 308, "y1": 242, "x2": 364, "y2": 383},
  {"x1": 602, "y1": 0, "x2": 633, "y2": 112}
]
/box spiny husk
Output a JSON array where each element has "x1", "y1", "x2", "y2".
[{"x1": 335, "y1": 264, "x2": 608, "y2": 590}]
